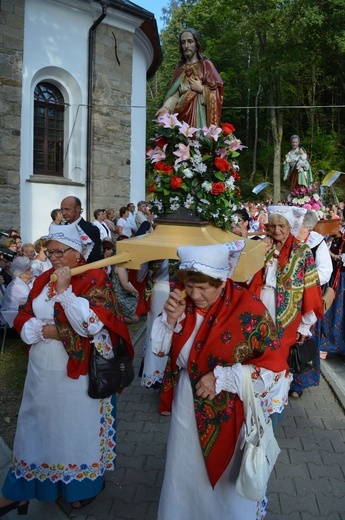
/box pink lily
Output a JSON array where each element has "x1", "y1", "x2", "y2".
[
  {"x1": 216, "y1": 147, "x2": 228, "y2": 159},
  {"x1": 179, "y1": 121, "x2": 199, "y2": 138},
  {"x1": 202, "y1": 124, "x2": 222, "y2": 142},
  {"x1": 146, "y1": 144, "x2": 168, "y2": 163},
  {"x1": 157, "y1": 113, "x2": 181, "y2": 129},
  {"x1": 173, "y1": 143, "x2": 190, "y2": 164},
  {"x1": 225, "y1": 138, "x2": 247, "y2": 151}
]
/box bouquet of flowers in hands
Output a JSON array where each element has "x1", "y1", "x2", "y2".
[{"x1": 146, "y1": 114, "x2": 245, "y2": 231}]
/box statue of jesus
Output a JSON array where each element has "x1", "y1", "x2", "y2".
[{"x1": 156, "y1": 28, "x2": 224, "y2": 128}]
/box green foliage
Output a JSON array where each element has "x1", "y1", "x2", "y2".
[{"x1": 147, "y1": 0, "x2": 345, "y2": 202}]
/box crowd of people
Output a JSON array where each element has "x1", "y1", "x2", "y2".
[
  {"x1": 1, "y1": 23, "x2": 343, "y2": 520},
  {"x1": 0, "y1": 193, "x2": 344, "y2": 519},
  {"x1": 0, "y1": 199, "x2": 155, "y2": 327}
]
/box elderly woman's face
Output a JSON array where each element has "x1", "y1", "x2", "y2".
[
  {"x1": 45, "y1": 240, "x2": 80, "y2": 269},
  {"x1": 19, "y1": 266, "x2": 33, "y2": 284},
  {"x1": 184, "y1": 280, "x2": 225, "y2": 309},
  {"x1": 268, "y1": 217, "x2": 290, "y2": 245}
]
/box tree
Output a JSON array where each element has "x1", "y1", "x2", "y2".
[{"x1": 148, "y1": 0, "x2": 345, "y2": 202}]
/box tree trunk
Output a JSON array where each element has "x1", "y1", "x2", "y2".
[
  {"x1": 250, "y1": 83, "x2": 261, "y2": 184},
  {"x1": 269, "y1": 70, "x2": 283, "y2": 203}
]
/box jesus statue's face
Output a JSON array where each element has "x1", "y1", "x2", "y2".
[{"x1": 180, "y1": 32, "x2": 197, "y2": 63}]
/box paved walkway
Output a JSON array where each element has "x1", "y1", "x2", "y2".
[{"x1": 1, "y1": 323, "x2": 345, "y2": 519}]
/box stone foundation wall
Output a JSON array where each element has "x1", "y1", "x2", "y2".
[
  {"x1": 91, "y1": 24, "x2": 133, "y2": 217},
  {"x1": 0, "y1": 0, "x2": 24, "y2": 231}
]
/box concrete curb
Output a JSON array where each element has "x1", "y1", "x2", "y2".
[{"x1": 320, "y1": 357, "x2": 345, "y2": 410}]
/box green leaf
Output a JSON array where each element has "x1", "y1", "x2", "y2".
[{"x1": 214, "y1": 171, "x2": 225, "y2": 181}]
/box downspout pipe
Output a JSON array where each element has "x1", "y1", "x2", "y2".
[{"x1": 86, "y1": 0, "x2": 110, "y2": 220}]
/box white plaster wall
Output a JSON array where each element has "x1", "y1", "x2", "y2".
[
  {"x1": 130, "y1": 32, "x2": 153, "y2": 207},
  {"x1": 20, "y1": 0, "x2": 91, "y2": 242},
  {"x1": 20, "y1": 0, "x2": 155, "y2": 243}
]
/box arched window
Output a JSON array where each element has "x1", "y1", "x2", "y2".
[{"x1": 34, "y1": 82, "x2": 65, "y2": 175}]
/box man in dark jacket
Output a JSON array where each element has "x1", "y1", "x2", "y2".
[{"x1": 60, "y1": 196, "x2": 102, "y2": 263}]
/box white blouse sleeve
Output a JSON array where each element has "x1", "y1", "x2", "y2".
[
  {"x1": 314, "y1": 240, "x2": 333, "y2": 286},
  {"x1": 55, "y1": 286, "x2": 105, "y2": 337},
  {"x1": 297, "y1": 310, "x2": 317, "y2": 336},
  {"x1": 214, "y1": 363, "x2": 291, "y2": 416},
  {"x1": 214, "y1": 363, "x2": 271, "y2": 399},
  {"x1": 21, "y1": 318, "x2": 52, "y2": 345},
  {"x1": 151, "y1": 310, "x2": 184, "y2": 357}
]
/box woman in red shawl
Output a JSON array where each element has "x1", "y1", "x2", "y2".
[
  {"x1": 0, "y1": 225, "x2": 133, "y2": 517},
  {"x1": 249, "y1": 206, "x2": 323, "y2": 400},
  {"x1": 151, "y1": 241, "x2": 290, "y2": 520}
]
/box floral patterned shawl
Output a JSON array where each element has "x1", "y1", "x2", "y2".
[
  {"x1": 250, "y1": 233, "x2": 323, "y2": 358},
  {"x1": 14, "y1": 267, "x2": 133, "y2": 380},
  {"x1": 161, "y1": 280, "x2": 287, "y2": 488}
]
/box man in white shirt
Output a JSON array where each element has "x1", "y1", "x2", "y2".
[
  {"x1": 135, "y1": 201, "x2": 154, "y2": 231},
  {"x1": 126, "y1": 202, "x2": 138, "y2": 234}
]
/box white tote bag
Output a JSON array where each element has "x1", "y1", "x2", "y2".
[{"x1": 236, "y1": 365, "x2": 281, "y2": 501}]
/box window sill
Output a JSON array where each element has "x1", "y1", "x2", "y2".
[{"x1": 27, "y1": 175, "x2": 84, "y2": 186}]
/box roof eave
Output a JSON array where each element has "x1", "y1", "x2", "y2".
[{"x1": 108, "y1": 0, "x2": 163, "y2": 78}]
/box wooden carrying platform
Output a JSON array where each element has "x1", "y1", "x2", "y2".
[
  {"x1": 314, "y1": 219, "x2": 341, "y2": 236},
  {"x1": 116, "y1": 220, "x2": 266, "y2": 282}
]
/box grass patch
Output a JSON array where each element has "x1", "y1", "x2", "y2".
[{"x1": 0, "y1": 335, "x2": 28, "y2": 391}]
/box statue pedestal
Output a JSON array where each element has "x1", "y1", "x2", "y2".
[{"x1": 116, "y1": 220, "x2": 265, "y2": 282}]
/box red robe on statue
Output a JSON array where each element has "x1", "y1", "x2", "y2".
[{"x1": 163, "y1": 58, "x2": 224, "y2": 128}]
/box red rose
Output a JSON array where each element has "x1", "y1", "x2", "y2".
[
  {"x1": 170, "y1": 176, "x2": 183, "y2": 189},
  {"x1": 155, "y1": 136, "x2": 168, "y2": 148},
  {"x1": 211, "y1": 182, "x2": 226, "y2": 195},
  {"x1": 154, "y1": 161, "x2": 174, "y2": 175},
  {"x1": 231, "y1": 170, "x2": 240, "y2": 181},
  {"x1": 222, "y1": 122, "x2": 236, "y2": 135},
  {"x1": 148, "y1": 184, "x2": 156, "y2": 193},
  {"x1": 215, "y1": 157, "x2": 230, "y2": 172}
]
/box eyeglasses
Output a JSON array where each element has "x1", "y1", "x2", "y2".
[{"x1": 44, "y1": 247, "x2": 72, "y2": 258}]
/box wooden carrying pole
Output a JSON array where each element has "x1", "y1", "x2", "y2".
[{"x1": 50, "y1": 251, "x2": 132, "y2": 281}]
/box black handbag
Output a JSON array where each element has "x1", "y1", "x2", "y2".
[
  {"x1": 288, "y1": 337, "x2": 318, "y2": 374},
  {"x1": 88, "y1": 337, "x2": 134, "y2": 399}
]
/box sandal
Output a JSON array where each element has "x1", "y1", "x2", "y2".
[
  {"x1": 71, "y1": 495, "x2": 97, "y2": 510},
  {"x1": 289, "y1": 390, "x2": 303, "y2": 398},
  {"x1": 71, "y1": 482, "x2": 105, "y2": 509}
]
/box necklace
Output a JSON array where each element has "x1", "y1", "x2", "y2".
[{"x1": 196, "y1": 307, "x2": 208, "y2": 316}]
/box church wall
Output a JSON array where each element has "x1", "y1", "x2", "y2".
[
  {"x1": 0, "y1": 0, "x2": 24, "y2": 231},
  {"x1": 0, "y1": 0, "x2": 155, "y2": 243}
]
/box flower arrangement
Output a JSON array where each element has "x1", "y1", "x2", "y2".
[
  {"x1": 146, "y1": 114, "x2": 245, "y2": 231},
  {"x1": 288, "y1": 184, "x2": 324, "y2": 216}
]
